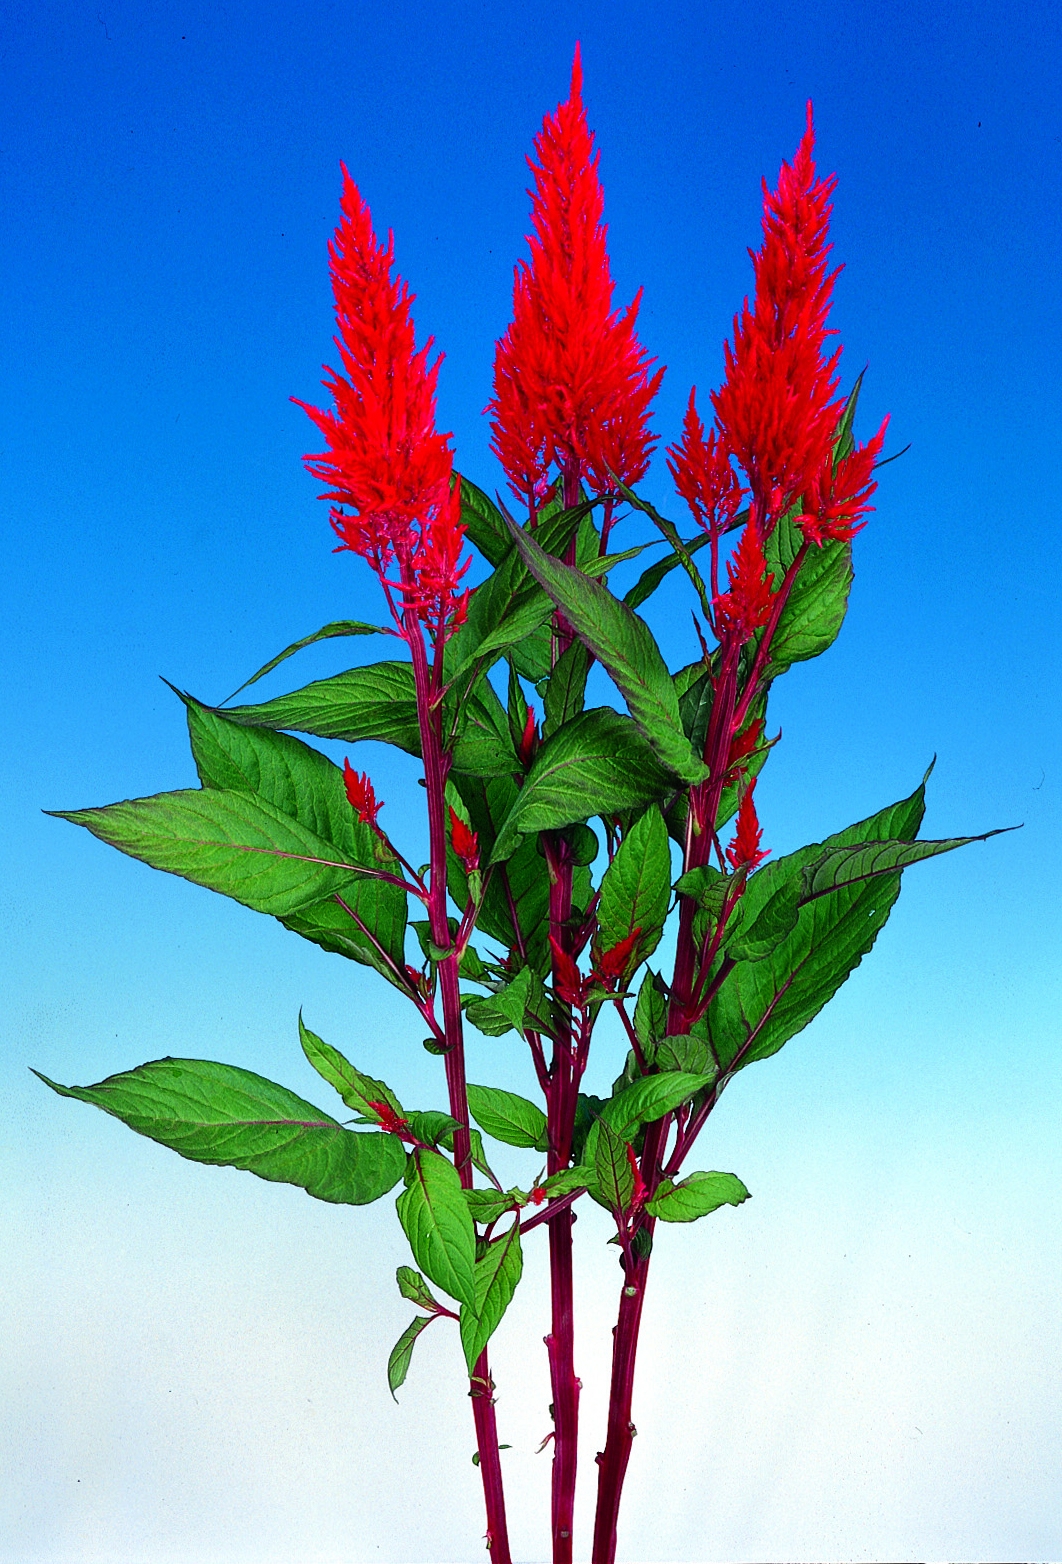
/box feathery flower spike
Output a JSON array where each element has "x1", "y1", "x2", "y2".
[
  {"x1": 297, "y1": 171, "x2": 468, "y2": 638},
  {"x1": 713, "y1": 520, "x2": 776, "y2": 645},
  {"x1": 448, "y1": 807, "x2": 480, "y2": 873},
  {"x1": 343, "y1": 759, "x2": 382, "y2": 826},
  {"x1": 490, "y1": 45, "x2": 663, "y2": 509},
  {"x1": 726, "y1": 778, "x2": 769, "y2": 872}
]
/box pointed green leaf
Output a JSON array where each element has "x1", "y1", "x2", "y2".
[
  {"x1": 800, "y1": 832, "x2": 1009, "y2": 901},
  {"x1": 541, "y1": 1166, "x2": 591, "y2": 1198},
  {"x1": 596, "y1": 806, "x2": 672, "y2": 964},
  {"x1": 408, "y1": 1110, "x2": 463, "y2": 1147},
  {"x1": 725, "y1": 876, "x2": 801, "y2": 961},
  {"x1": 396, "y1": 1149, "x2": 477, "y2": 1310},
  {"x1": 765, "y1": 513, "x2": 851, "y2": 672},
  {"x1": 603, "y1": 1071, "x2": 714, "y2": 1139},
  {"x1": 52, "y1": 790, "x2": 380, "y2": 918},
  {"x1": 388, "y1": 1314, "x2": 435, "y2": 1399},
  {"x1": 543, "y1": 639, "x2": 590, "y2": 739},
  {"x1": 591, "y1": 1118, "x2": 634, "y2": 1213},
  {"x1": 467, "y1": 1083, "x2": 548, "y2": 1152},
  {"x1": 223, "y1": 620, "x2": 385, "y2": 703},
  {"x1": 460, "y1": 1222, "x2": 524, "y2": 1372},
  {"x1": 456, "y1": 473, "x2": 516, "y2": 566},
  {"x1": 298, "y1": 1015, "x2": 404, "y2": 1119},
  {"x1": 623, "y1": 529, "x2": 715, "y2": 612},
  {"x1": 223, "y1": 662, "x2": 421, "y2": 752},
  {"x1": 490, "y1": 709, "x2": 673, "y2": 862},
  {"x1": 501, "y1": 515, "x2": 707, "y2": 782},
  {"x1": 633, "y1": 969, "x2": 668, "y2": 1059},
  {"x1": 34, "y1": 1058, "x2": 406, "y2": 1204},
  {"x1": 646, "y1": 1170, "x2": 750, "y2": 1222},
  {"x1": 464, "y1": 1187, "x2": 526, "y2": 1223}
]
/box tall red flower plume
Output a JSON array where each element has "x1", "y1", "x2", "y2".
[
  {"x1": 711, "y1": 104, "x2": 844, "y2": 534},
  {"x1": 800, "y1": 415, "x2": 889, "y2": 545},
  {"x1": 713, "y1": 519, "x2": 776, "y2": 644},
  {"x1": 297, "y1": 171, "x2": 468, "y2": 635},
  {"x1": 726, "y1": 778, "x2": 769, "y2": 872},
  {"x1": 343, "y1": 759, "x2": 382, "y2": 826},
  {"x1": 489, "y1": 45, "x2": 663, "y2": 509}
]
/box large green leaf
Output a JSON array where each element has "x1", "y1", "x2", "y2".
[
  {"x1": 396, "y1": 1149, "x2": 477, "y2": 1310},
  {"x1": 223, "y1": 661, "x2": 421, "y2": 750},
  {"x1": 184, "y1": 698, "x2": 408, "y2": 965},
  {"x1": 53, "y1": 789, "x2": 378, "y2": 918},
  {"x1": 543, "y1": 639, "x2": 590, "y2": 739},
  {"x1": 467, "y1": 1082, "x2": 548, "y2": 1151},
  {"x1": 596, "y1": 806, "x2": 672, "y2": 964},
  {"x1": 604, "y1": 1071, "x2": 715, "y2": 1139},
  {"x1": 460, "y1": 1222, "x2": 524, "y2": 1372},
  {"x1": 501, "y1": 516, "x2": 707, "y2": 783},
  {"x1": 707, "y1": 773, "x2": 947, "y2": 1073},
  {"x1": 765, "y1": 512, "x2": 851, "y2": 672},
  {"x1": 800, "y1": 833, "x2": 1007, "y2": 901},
  {"x1": 646, "y1": 1170, "x2": 750, "y2": 1222},
  {"x1": 490, "y1": 710, "x2": 674, "y2": 863},
  {"x1": 34, "y1": 1058, "x2": 406, "y2": 1204},
  {"x1": 456, "y1": 473, "x2": 513, "y2": 566}
]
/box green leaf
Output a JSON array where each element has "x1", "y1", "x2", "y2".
[
  {"x1": 223, "y1": 620, "x2": 384, "y2": 703},
  {"x1": 707, "y1": 771, "x2": 955, "y2": 1075},
  {"x1": 490, "y1": 709, "x2": 674, "y2": 863},
  {"x1": 388, "y1": 1314, "x2": 434, "y2": 1399},
  {"x1": 591, "y1": 1118, "x2": 634, "y2": 1213},
  {"x1": 396, "y1": 1265, "x2": 442, "y2": 1311},
  {"x1": 182, "y1": 702, "x2": 408, "y2": 968},
  {"x1": 460, "y1": 1222, "x2": 524, "y2": 1372},
  {"x1": 448, "y1": 773, "x2": 552, "y2": 968},
  {"x1": 464, "y1": 1187, "x2": 526, "y2": 1223},
  {"x1": 53, "y1": 789, "x2": 381, "y2": 918},
  {"x1": 646, "y1": 1170, "x2": 750, "y2": 1222},
  {"x1": 674, "y1": 863, "x2": 728, "y2": 916},
  {"x1": 34, "y1": 1058, "x2": 407, "y2": 1204},
  {"x1": 467, "y1": 1083, "x2": 549, "y2": 1152},
  {"x1": 655, "y1": 1027, "x2": 715, "y2": 1077},
  {"x1": 464, "y1": 967, "x2": 537, "y2": 1039},
  {"x1": 541, "y1": 1166, "x2": 591, "y2": 1197},
  {"x1": 725, "y1": 876, "x2": 801, "y2": 962},
  {"x1": 799, "y1": 833, "x2": 1009, "y2": 901},
  {"x1": 633, "y1": 969, "x2": 668, "y2": 1060},
  {"x1": 408, "y1": 1110, "x2": 463, "y2": 1147},
  {"x1": 604, "y1": 1071, "x2": 714, "y2": 1139},
  {"x1": 456, "y1": 473, "x2": 515, "y2": 566},
  {"x1": 447, "y1": 680, "x2": 521, "y2": 779},
  {"x1": 439, "y1": 1125, "x2": 496, "y2": 1184},
  {"x1": 298, "y1": 1015, "x2": 404, "y2": 1119},
  {"x1": 543, "y1": 639, "x2": 590, "y2": 739},
  {"x1": 624, "y1": 530, "x2": 714, "y2": 612},
  {"x1": 765, "y1": 512, "x2": 851, "y2": 672},
  {"x1": 501, "y1": 514, "x2": 707, "y2": 783},
  {"x1": 396, "y1": 1149, "x2": 477, "y2": 1310},
  {"x1": 222, "y1": 662, "x2": 421, "y2": 752},
  {"x1": 596, "y1": 806, "x2": 672, "y2": 965}
]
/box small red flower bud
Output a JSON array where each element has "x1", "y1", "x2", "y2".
[
  {"x1": 549, "y1": 934, "x2": 589, "y2": 1008},
  {"x1": 343, "y1": 759, "x2": 382, "y2": 826},
  {"x1": 518, "y1": 705, "x2": 539, "y2": 768},
  {"x1": 367, "y1": 1100, "x2": 411, "y2": 1137},
  {"x1": 448, "y1": 806, "x2": 480, "y2": 872},
  {"x1": 593, "y1": 928, "x2": 643, "y2": 986},
  {"x1": 625, "y1": 1143, "x2": 647, "y2": 1212},
  {"x1": 726, "y1": 778, "x2": 769, "y2": 872},
  {"x1": 529, "y1": 1186, "x2": 548, "y2": 1207}
]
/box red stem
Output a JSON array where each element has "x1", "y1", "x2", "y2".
[{"x1": 406, "y1": 609, "x2": 512, "y2": 1564}]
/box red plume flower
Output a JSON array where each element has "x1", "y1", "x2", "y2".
[
  {"x1": 724, "y1": 715, "x2": 766, "y2": 784},
  {"x1": 489, "y1": 45, "x2": 663, "y2": 509},
  {"x1": 713, "y1": 520, "x2": 776, "y2": 644},
  {"x1": 343, "y1": 759, "x2": 382, "y2": 826},
  {"x1": 667, "y1": 389, "x2": 745, "y2": 540},
  {"x1": 549, "y1": 934, "x2": 590, "y2": 1009},
  {"x1": 726, "y1": 778, "x2": 769, "y2": 872},
  {"x1": 298, "y1": 171, "x2": 468, "y2": 637},
  {"x1": 711, "y1": 104, "x2": 844, "y2": 535},
  {"x1": 448, "y1": 807, "x2": 480, "y2": 873},
  {"x1": 800, "y1": 415, "x2": 889, "y2": 545}
]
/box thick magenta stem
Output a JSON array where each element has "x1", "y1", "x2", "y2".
[{"x1": 591, "y1": 1243, "x2": 652, "y2": 1564}]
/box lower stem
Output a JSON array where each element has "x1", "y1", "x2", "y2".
[
  {"x1": 472, "y1": 1348, "x2": 511, "y2": 1561},
  {"x1": 591, "y1": 1244, "x2": 652, "y2": 1564}
]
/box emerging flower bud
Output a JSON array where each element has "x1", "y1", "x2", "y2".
[{"x1": 343, "y1": 759, "x2": 382, "y2": 826}]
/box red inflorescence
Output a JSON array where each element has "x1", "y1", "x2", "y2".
[
  {"x1": 726, "y1": 779, "x2": 769, "y2": 872},
  {"x1": 448, "y1": 807, "x2": 480, "y2": 873},
  {"x1": 667, "y1": 389, "x2": 745, "y2": 540},
  {"x1": 343, "y1": 758, "x2": 383, "y2": 826},
  {"x1": 298, "y1": 171, "x2": 469, "y2": 636},
  {"x1": 713, "y1": 519, "x2": 776, "y2": 645},
  {"x1": 593, "y1": 928, "x2": 643, "y2": 987},
  {"x1": 489, "y1": 45, "x2": 663, "y2": 509},
  {"x1": 367, "y1": 1100, "x2": 412, "y2": 1138}
]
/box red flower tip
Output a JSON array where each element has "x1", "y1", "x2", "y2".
[
  {"x1": 593, "y1": 927, "x2": 643, "y2": 986},
  {"x1": 518, "y1": 705, "x2": 539, "y2": 768},
  {"x1": 367, "y1": 1100, "x2": 411, "y2": 1137},
  {"x1": 726, "y1": 778, "x2": 769, "y2": 872},
  {"x1": 489, "y1": 48, "x2": 662, "y2": 508},
  {"x1": 550, "y1": 934, "x2": 589, "y2": 1008},
  {"x1": 529, "y1": 1185, "x2": 548, "y2": 1207},
  {"x1": 800, "y1": 414, "x2": 889, "y2": 545},
  {"x1": 667, "y1": 388, "x2": 745, "y2": 538},
  {"x1": 713, "y1": 520, "x2": 776, "y2": 645},
  {"x1": 725, "y1": 716, "x2": 766, "y2": 784},
  {"x1": 448, "y1": 807, "x2": 480, "y2": 872},
  {"x1": 343, "y1": 758, "x2": 382, "y2": 826},
  {"x1": 625, "y1": 1143, "x2": 647, "y2": 1211}
]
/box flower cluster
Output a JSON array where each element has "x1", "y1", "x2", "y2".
[
  {"x1": 298, "y1": 171, "x2": 469, "y2": 639},
  {"x1": 489, "y1": 46, "x2": 663, "y2": 511}
]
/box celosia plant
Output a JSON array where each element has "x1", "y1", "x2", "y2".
[{"x1": 39, "y1": 48, "x2": 1002, "y2": 1564}]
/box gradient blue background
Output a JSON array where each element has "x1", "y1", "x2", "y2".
[{"x1": 3, "y1": 1, "x2": 1060, "y2": 1561}]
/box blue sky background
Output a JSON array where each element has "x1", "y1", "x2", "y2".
[{"x1": 3, "y1": 1, "x2": 1060, "y2": 1560}]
